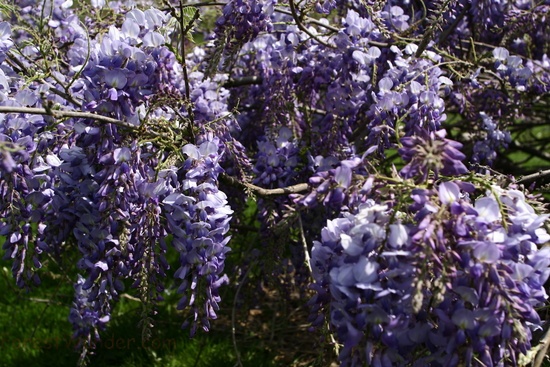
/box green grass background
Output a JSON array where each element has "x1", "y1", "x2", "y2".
[{"x1": 0, "y1": 259, "x2": 280, "y2": 367}]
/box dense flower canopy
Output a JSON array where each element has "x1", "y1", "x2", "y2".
[
  {"x1": 0, "y1": 0, "x2": 549, "y2": 366},
  {"x1": 310, "y1": 183, "x2": 550, "y2": 366}
]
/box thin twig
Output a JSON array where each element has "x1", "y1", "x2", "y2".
[
  {"x1": 274, "y1": 7, "x2": 340, "y2": 33},
  {"x1": 287, "y1": 0, "x2": 334, "y2": 48},
  {"x1": 6, "y1": 54, "x2": 83, "y2": 107},
  {"x1": 182, "y1": 1, "x2": 225, "y2": 7},
  {"x1": 223, "y1": 76, "x2": 262, "y2": 88},
  {"x1": 297, "y1": 213, "x2": 313, "y2": 276},
  {"x1": 193, "y1": 335, "x2": 208, "y2": 367},
  {"x1": 177, "y1": 1, "x2": 197, "y2": 127},
  {"x1": 221, "y1": 173, "x2": 309, "y2": 196},
  {"x1": 0, "y1": 106, "x2": 141, "y2": 130},
  {"x1": 30, "y1": 277, "x2": 66, "y2": 340},
  {"x1": 415, "y1": 0, "x2": 454, "y2": 57},
  {"x1": 297, "y1": 214, "x2": 340, "y2": 360},
  {"x1": 121, "y1": 293, "x2": 141, "y2": 302},
  {"x1": 27, "y1": 297, "x2": 64, "y2": 305},
  {"x1": 160, "y1": 1, "x2": 226, "y2": 11},
  {"x1": 437, "y1": 1, "x2": 470, "y2": 47},
  {"x1": 516, "y1": 169, "x2": 550, "y2": 184}
]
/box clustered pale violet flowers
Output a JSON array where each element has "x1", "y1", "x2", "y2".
[
  {"x1": 163, "y1": 139, "x2": 233, "y2": 336},
  {"x1": 310, "y1": 181, "x2": 550, "y2": 366},
  {"x1": 0, "y1": 4, "x2": 235, "y2": 361},
  {"x1": 1, "y1": 0, "x2": 550, "y2": 366}
]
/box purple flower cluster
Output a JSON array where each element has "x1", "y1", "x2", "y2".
[
  {"x1": 163, "y1": 139, "x2": 233, "y2": 335},
  {"x1": 0, "y1": 18, "x2": 63, "y2": 288},
  {"x1": 70, "y1": 275, "x2": 112, "y2": 349},
  {"x1": 293, "y1": 156, "x2": 368, "y2": 210},
  {"x1": 211, "y1": 0, "x2": 276, "y2": 70},
  {"x1": 291, "y1": 9, "x2": 385, "y2": 156},
  {"x1": 310, "y1": 181, "x2": 550, "y2": 366},
  {"x1": 526, "y1": 55, "x2": 550, "y2": 95},
  {"x1": 70, "y1": 8, "x2": 169, "y2": 121},
  {"x1": 184, "y1": 51, "x2": 252, "y2": 177},
  {"x1": 217, "y1": 0, "x2": 274, "y2": 41},
  {"x1": 253, "y1": 126, "x2": 299, "y2": 187},
  {"x1": 492, "y1": 47, "x2": 533, "y2": 92},
  {"x1": 65, "y1": 142, "x2": 165, "y2": 355},
  {"x1": 229, "y1": 8, "x2": 455, "y2": 161},
  {"x1": 315, "y1": 0, "x2": 337, "y2": 14},
  {"x1": 228, "y1": 29, "x2": 303, "y2": 151},
  {"x1": 0, "y1": 3, "x2": 237, "y2": 360},
  {"x1": 363, "y1": 44, "x2": 451, "y2": 154},
  {"x1": 64, "y1": 135, "x2": 231, "y2": 355},
  {"x1": 0, "y1": 22, "x2": 13, "y2": 64},
  {"x1": 472, "y1": 112, "x2": 511, "y2": 166},
  {"x1": 399, "y1": 129, "x2": 468, "y2": 182}
]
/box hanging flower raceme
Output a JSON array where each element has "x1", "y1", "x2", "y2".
[
  {"x1": 163, "y1": 139, "x2": 233, "y2": 336},
  {"x1": 67, "y1": 143, "x2": 161, "y2": 360},
  {"x1": 309, "y1": 178, "x2": 550, "y2": 366},
  {"x1": 69, "y1": 8, "x2": 170, "y2": 122},
  {"x1": 209, "y1": 0, "x2": 276, "y2": 72},
  {"x1": 253, "y1": 126, "x2": 299, "y2": 188},
  {"x1": 0, "y1": 20, "x2": 67, "y2": 290},
  {"x1": 292, "y1": 155, "x2": 370, "y2": 210},
  {"x1": 399, "y1": 129, "x2": 468, "y2": 182},
  {"x1": 472, "y1": 112, "x2": 512, "y2": 166}
]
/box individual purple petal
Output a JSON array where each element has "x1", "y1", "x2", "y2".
[
  {"x1": 493, "y1": 47, "x2": 509, "y2": 61},
  {"x1": 335, "y1": 165, "x2": 352, "y2": 188},
  {"x1": 378, "y1": 77, "x2": 393, "y2": 93},
  {"x1": 95, "y1": 261, "x2": 108, "y2": 271},
  {"x1": 399, "y1": 129, "x2": 468, "y2": 182},
  {"x1": 454, "y1": 286, "x2": 479, "y2": 305},
  {"x1": 113, "y1": 147, "x2": 132, "y2": 163},
  {"x1": 198, "y1": 141, "x2": 218, "y2": 157},
  {"x1": 473, "y1": 241, "x2": 500, "y2": 263},
  {"x1": 475, "y1": 197, "x2": 501, "y2": 223},
  {"x1": 182, "y1": 144, "x2": 200, "y2": 159},
  {"x1": 438, "y1": 181, "x2": 460, "y2": 204},
  {"x1": 340, "y1": 233, "x2": 363, "y2": 256},
  {"x1": 452, "y1": 308, "x2": 476, "y2": 330},
  {"x1": 143, "y1": 31, "x2": 165, "y2": 47},
  {"x1": 45, "y1": 154, "x2": 62, "y2": 167},
  {"x1": 330, "y1": 264, "x2": 355, "y2": 287},
  {"x1": 388, "y1": 224, "x2": 408, "y2": 248},
  {"x1": 353, "y1": 257, "x2": 380, "y2": 289},
  {"x1": 479, "y1": 317, "x2": 501, "y2": 337},
  {"x1": 104, "y1": 69, "x2": 128, "y2": 89}
]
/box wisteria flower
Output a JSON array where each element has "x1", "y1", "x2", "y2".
[{"x1": 399, "y1": 129, "x2": 468, "y2": 182}]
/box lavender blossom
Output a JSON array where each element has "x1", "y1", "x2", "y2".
[
  {"x1": 399, "y1": 129, "x2": 468, "y2": 182},
  {"x1": 293, "y1": 156, "x2": 369, "y2": 210},
  {"x1": 310, "y1": 179, "x2": 550, "y2": 366},
  {"x1": 163, "y1": 139, "x2": 233, "y2": 335},
  {"x1": 472, "y1": 112, "x2": 511, "y2": 166},
  {"x1": 210, "y1": 0, "x2": 276, "y2": 72},
  {"x1": 0, "y1": 22, "x2": 13, "y2": 64},
  {"x1": 253, "y1": 126, "x2": 299, "y2": 187}
]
